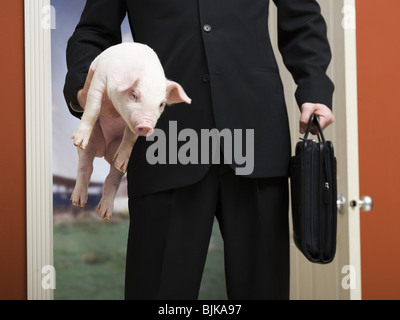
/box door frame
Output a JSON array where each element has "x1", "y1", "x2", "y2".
[
  {"x1": 25, "y1": 0, "x2": 54, "y2": 300},
  {"x1": 341, "y1": 0, "x2": 362, "y2": 300}
]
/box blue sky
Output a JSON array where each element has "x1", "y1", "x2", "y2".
[{"x1": 51, "y1": 0, "x2": 133, "y2": 182}]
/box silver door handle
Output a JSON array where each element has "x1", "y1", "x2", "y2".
[
  {"x1": 337, "y1": 193, "x2": 346, "y2": 214},
  {"x1": 337, "y1": 194, "x2": 374, "y2": 213},
  {"x1": 351, "y1": 195, "x2": 374, "y2": 212}
]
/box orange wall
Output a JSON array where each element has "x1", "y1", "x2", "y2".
[
  {"x1": 356, "y1": 0, "x2": 400, "y2": 299},
  {"x1": 0, "y1": 0, "x2": 27, "y2": 299}
]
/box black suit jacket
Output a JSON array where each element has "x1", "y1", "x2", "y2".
[{"x1": 64, "y1": 0, "x2": 334, "y2": 197}]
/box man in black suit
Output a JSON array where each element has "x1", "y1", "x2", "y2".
[{"x1": 64, "y1": 0, "x2": 334, "y2": 300}]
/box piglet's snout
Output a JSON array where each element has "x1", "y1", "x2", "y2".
[{"x1": 135, "y1": 124, "x2": 154, "y2": 137}]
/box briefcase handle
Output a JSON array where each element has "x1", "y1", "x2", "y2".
[{"x1": 303, "y1": 114, "x2": 325, "y2": 143}]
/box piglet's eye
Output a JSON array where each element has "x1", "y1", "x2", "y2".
[
  {"x1": 131, "y1": 91, "x2": 139, "y2": 101},
  {"x1": 159, "y1": 102, "x2": 166, "y2": 110}
]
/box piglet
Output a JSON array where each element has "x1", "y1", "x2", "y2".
[{"x1": 70, "y1": 42, "x2": 191, "y2": 220}]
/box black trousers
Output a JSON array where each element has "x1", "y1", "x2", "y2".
[{"x1": 125, "y1": 164, "x2": 290, "y2": 300}]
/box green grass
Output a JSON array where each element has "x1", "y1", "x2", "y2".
[
  {"x1": 199, "y1": 221, "x2": 227, "y2": 300},
  {"x1": 53, "y1": 215, "x2": 227, "y2": 300}
]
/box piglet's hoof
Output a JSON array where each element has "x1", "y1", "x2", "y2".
[
  {"x1": 70, "y1": 192, "x2": 87, "y2": 207},
  {"x1": 97, "y1": 201, "x2": 113, "y2": 221},
  {"x1": 71, "y1": 127, "x2": 91, "y2": 150},
  {"x1": 113, "y1": 153, "x2": 130, "y2": 174}
]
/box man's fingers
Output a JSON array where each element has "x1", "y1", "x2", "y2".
[
  {"x1": 300, "y1": 103, "x2": 334, "y2": 134},
  {"x1": 77, "y1": 67, "x2": 96, "y2": 109},
  {"x1": 300, "y1": 110, "x2": 313, "y2": 134},
  {"x1": 318, "y1": 115, "x2": 334, "y2": 131}
]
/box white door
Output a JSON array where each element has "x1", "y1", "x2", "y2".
[{"x1": 269, "y1": 0, "x2": 362, "y2": 300}]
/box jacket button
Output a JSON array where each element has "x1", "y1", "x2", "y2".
[
  {"x1": 202, "y1": 74, "x2": 210, "y2": 83},
  {"x1": 203, "y1": 24, "x2": 212, "y2": 32}
]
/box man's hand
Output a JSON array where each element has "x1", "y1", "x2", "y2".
[
  {"x1": 76, "y1": 65, "x2": 95, "y2": 109},
  {"x1": 300, "y1": 103, "x2": 334, "y2": 134}
]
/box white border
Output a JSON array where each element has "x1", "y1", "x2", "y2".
[{"x1": 24, "y1": 0, "x2": 54, "y2": 300}]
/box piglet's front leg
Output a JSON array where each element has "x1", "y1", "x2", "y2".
[
  {"x1": 71, "y1": 60, "x2": 104, "y2": 150},
  {"x1": 97, "y1": 163, "x2": 124, "y2": 220},
  {"x1": 97, "y1": 136, "x2": 127, "y2": 220},
  {"x1": 72, "y1": 86, "x2": 104, "y2": 150},
  {"x1": 113, "y1": 126, "x2": 139, "y2": 174}
]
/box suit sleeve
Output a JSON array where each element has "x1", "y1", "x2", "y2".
[
  {"x1": 63, "y1": 0, "x2": 127, "y2": 119},
  {"x1": 273, "y1": 0, "x2": 334, "y2": 110}
]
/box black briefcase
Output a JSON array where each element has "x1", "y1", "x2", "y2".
[{"x1": 289, "y1": 114, "x2": 337, "y2": 264}]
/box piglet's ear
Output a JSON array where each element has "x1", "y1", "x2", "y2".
[
  {"x1": 166, "y1": 79, "x2": 192, "y2": 105},
  {"x1": 112, "y1": 72, "x2": 140, "y2": 92}
]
